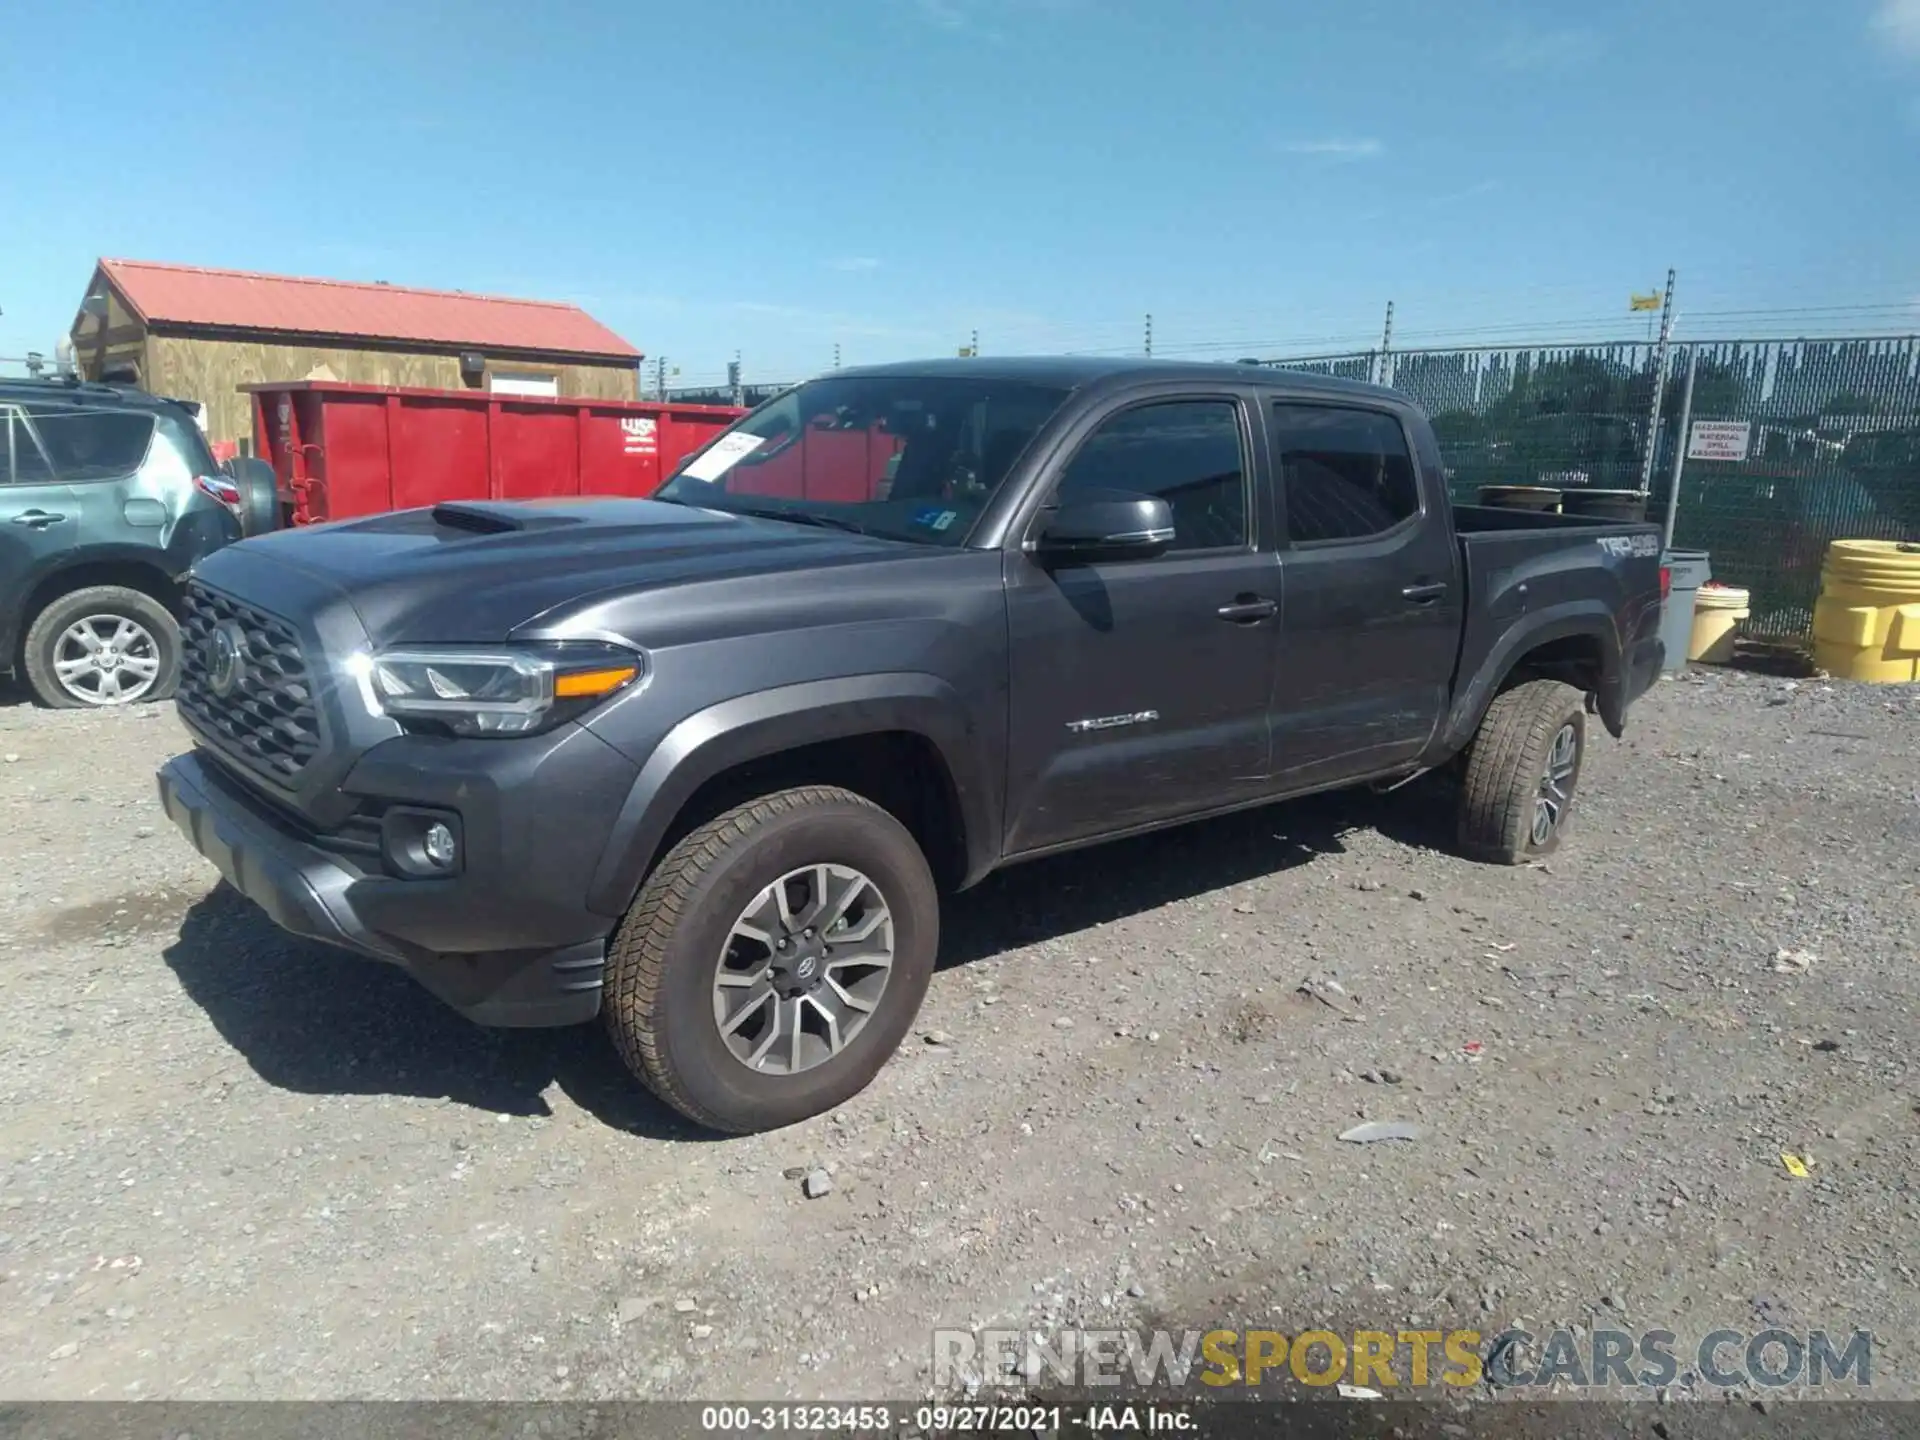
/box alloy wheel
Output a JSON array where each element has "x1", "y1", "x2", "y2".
[
  {"x1": 710, "y1": 863, "x2": 895, "y2": 1075},
  {"x1": 1532, "y1": 722, "x2": 1579, "y2": 845},
  {"x1": 53, "y1": 615, "x2": 162, "y2": 705}
]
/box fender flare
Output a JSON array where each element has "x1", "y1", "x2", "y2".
[
  {"x1": 2, "y1": 551, "x2": 185, "y2": 662},
  {"x1": 586, "y1": 672, "x2": 999, "y2": 917},
  {"x1": 1437, "y1": 602, "x2": 1625, "y2": 755}
]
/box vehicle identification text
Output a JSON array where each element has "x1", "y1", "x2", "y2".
[
  {"x1": 1066, "y1": 710, "x2": 1159, "y2": 734},
  {"x1": 1596, "y1": 534, "x2": 1661, "y2": 558}
]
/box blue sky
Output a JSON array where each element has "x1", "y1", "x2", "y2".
[{"x1": 2, "y1": 0, "x2": 1917, "y2": 387}]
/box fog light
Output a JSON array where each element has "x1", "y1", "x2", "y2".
[{"x1": 423, "y1": 821, "x2": 458, "y2": 869}]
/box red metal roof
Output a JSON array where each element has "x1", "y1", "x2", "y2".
[{"x1": 96, "y1": 258, "x2": 641, "y2": 360}]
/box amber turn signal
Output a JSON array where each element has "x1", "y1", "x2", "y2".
[{"x1": 554, "y1": 665, "x2": 639, "y2": 699}]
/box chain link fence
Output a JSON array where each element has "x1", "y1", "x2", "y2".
[
  {"x1": 1263, "y1": 336, "x2": 1920, "y2": 637},
  {"x1": 661, "y1": 336, "x2": 1918, "y2": 639},
  {"x1": 665, "y1": 381, "x2": 790, "y2": 408}
]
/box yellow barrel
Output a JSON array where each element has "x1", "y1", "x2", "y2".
[
  {"x1": 1812, "y1": 539, "x2": 1920, "y2": 683},
  {"x1": 1688, "y1": 583, "x2": 1750, "y2": 664}
]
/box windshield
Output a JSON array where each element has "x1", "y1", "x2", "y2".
[{"x1": 655, "y1": 374, "x2": 1072, "y2": 545}]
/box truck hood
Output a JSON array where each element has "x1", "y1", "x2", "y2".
[{"x1": 193, "y1": 498, "x2": 928, "y2": 646}]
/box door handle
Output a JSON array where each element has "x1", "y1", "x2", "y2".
[
  {"x1": 1216, "y1": 595, "x2": 1278, "y2": 623},
  {"x1": 1401, "y1": 581, "x2": 1447, "y2": 604},
  {"x1": 11, "y1": 511, "x2": 67, "y2": 528}
]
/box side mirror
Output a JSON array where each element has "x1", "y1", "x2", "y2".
[{"x1": 1027, "y1": 490, "x2": 1174, "y2": 562}]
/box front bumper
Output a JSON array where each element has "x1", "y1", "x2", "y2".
[{"x1": 158, "y1": 750, "x2": 613, "y2": 1027}]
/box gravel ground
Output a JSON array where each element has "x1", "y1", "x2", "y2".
[{"x1": 0, "y1": 669, "x2": 1915, "y2": 1407}]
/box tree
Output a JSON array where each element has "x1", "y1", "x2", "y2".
[{"x1": 1662, "y1": 357, "x2": 1746, "y2": 421}]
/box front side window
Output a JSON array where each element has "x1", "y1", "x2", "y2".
[
  {"x1": 1056, "y1": 399, "x2": 1248, "y2": 552},
  {"x1": 24, "y1": 406, "x2": 157, "y2": 482},
  {"x1": 1273, "y1": 404, "x2": 1420, "y2": 544},
  {"x1": 656, "y1": 375, "x2": 1072, "y2": 546}
]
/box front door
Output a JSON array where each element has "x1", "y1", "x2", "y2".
[
  {"x1": 0, "y1": 405, "x2": 81, "y2": 631},
  {"x1": 1003, "y1": 395, "x2": 1280, "y2": 853},
  {"x1": 1266, "y1": 400, "x2": 1461, "y2": 787}
]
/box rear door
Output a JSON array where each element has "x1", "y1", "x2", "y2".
[
  {"x1": 0, "y1": 406, "x2": 82, "y2": 638},
  {"x1": 24, "y1": 403, "x2": 175, "y2": 556},
  {"x1": 1002, "y1": 390, "x2": 1280, "y2": 853},
  {"x1": 1266, "y1": 399, "x2": 1461, "y2": 786}
]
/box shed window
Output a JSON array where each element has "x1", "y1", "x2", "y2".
[{"x1": 489, "y1": 372, "x2": 560, "y2": 398}]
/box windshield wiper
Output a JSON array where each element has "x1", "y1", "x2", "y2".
[{"x1": 717, "y1": 503, "x2": 870, "y2": 536}]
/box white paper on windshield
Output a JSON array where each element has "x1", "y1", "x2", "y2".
[{"x1": 681, "y1": 432, "x2": 768, "y2": 482}]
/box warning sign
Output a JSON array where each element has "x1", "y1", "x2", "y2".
[{"x1": 1687, "y1": 420, "x2": 1751, "y2": 463}]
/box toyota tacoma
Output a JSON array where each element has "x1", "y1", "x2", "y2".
[{"x1": 157, "y1": 358, "x2": 1666, "y2": 1132}]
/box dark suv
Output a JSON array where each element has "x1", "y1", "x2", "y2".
[{"x1": 0, "y1": 378, "x2": 275, "y2": 707}]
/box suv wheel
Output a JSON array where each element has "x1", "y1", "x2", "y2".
[
  {"x1": 1456, "y1": 679, "x2": 1586, "y2": 864},
  {"x1": 22, "y1": 586, "x2": 181, "y2": 709},
  {"x1": 603, "y1": 785, "x2": 938, "y2": 1134}
]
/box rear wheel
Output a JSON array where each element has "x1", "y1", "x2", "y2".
[
  {"x1": 603, "y1": 785, "x2": 939, "y2": 1134},
  {"x1": 1456, "y1": 679, "x2": 1586, "y2": 864},
  {"x1": 21, "y1": 585, "x2": 180, "y2": 709}
]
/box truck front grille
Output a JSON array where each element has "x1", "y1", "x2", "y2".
[{"x1": 177, "y1": 582, "x2": 321, "y2": 783}]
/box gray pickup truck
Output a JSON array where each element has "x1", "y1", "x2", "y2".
[{"x1": 156, "y1": 358, "x2": 1666, "y2": 1132}]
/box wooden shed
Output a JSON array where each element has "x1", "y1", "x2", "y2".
[{"x1": 68, "y1": 259, "x2": 643, "y2": 447}]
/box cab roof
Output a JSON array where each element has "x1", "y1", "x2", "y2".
[{"x1": 831, "y1": 354, "x2": 1401, "y2": 401}]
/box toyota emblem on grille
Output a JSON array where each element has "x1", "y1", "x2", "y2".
[{"x1": 207, "y1": 621, "x2": 248, "y2": 698}]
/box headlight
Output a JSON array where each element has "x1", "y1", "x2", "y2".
[{"x1": 346, "y1": 641, "x2": 643, "y2": 736}]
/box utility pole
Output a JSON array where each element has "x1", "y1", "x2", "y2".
[
  {"x1": 727, "y1": 352, "x2": 743, "y2": 408},
  {"x1": 654, "y1": 356, "x2": 667, "y2": 401},
  {"x1": 1373, "y1": 300, "x2": 1395, "y2": 387},
  {"x1": 1659, "y1": 346, "x2": 1699, "y2": 550},
  {"x1": 1636, "y1": 268, "x2": 1678, "y2": 496},
  {"x1": 1144, "y1": 313, "x2": 1153, "y2": 358}
]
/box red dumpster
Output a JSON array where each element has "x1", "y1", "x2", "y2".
[{"x1": 245, "y1": 380, "x2": 746, "y2": 526}]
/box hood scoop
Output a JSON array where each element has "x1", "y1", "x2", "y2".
[{"x1": 431, "y1": 501, "x2": 579, "y2": 535}]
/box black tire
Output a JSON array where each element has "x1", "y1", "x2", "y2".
[
  {"x1": 1456, "y1": 679, "x2": 1586, "y2": 864},
  {"x1": 21, "y1": 585, "x2": 181, "y2": 710},
  {"x1": 229, "y1": 458, "x2": 281, "y2": 537},
  {"x1": 603, "y1": 785, "x2": 939, "y2": 1134},
  {"x1": 239, "y1": 476, "x2": 279, "y2": 537}
]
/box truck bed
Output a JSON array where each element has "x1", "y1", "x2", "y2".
[
  {"x1": 1447, "y1": 505, "x2": 1667, "y2": 746},
  {"x1": 1450, "y1": 502, "x2": 1649, "y2": 535}
]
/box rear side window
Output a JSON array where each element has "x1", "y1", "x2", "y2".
[
  {"x1": 1272, "y1": 404, "x2": 1420, "y2": 544},
  {"x1": 3, "y1": 408, "x2": 57, "y2": 485},
  {"x1": 25, "y1": 407, "x2": 156, "y2": 481}
]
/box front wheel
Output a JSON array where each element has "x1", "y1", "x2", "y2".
[
  {"x1": 1456, "y1": 679, "x2": 1586, "y2": 864},
  {"x1": 603, "y1": 785, "x2": 939, "y2": 1134}
]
